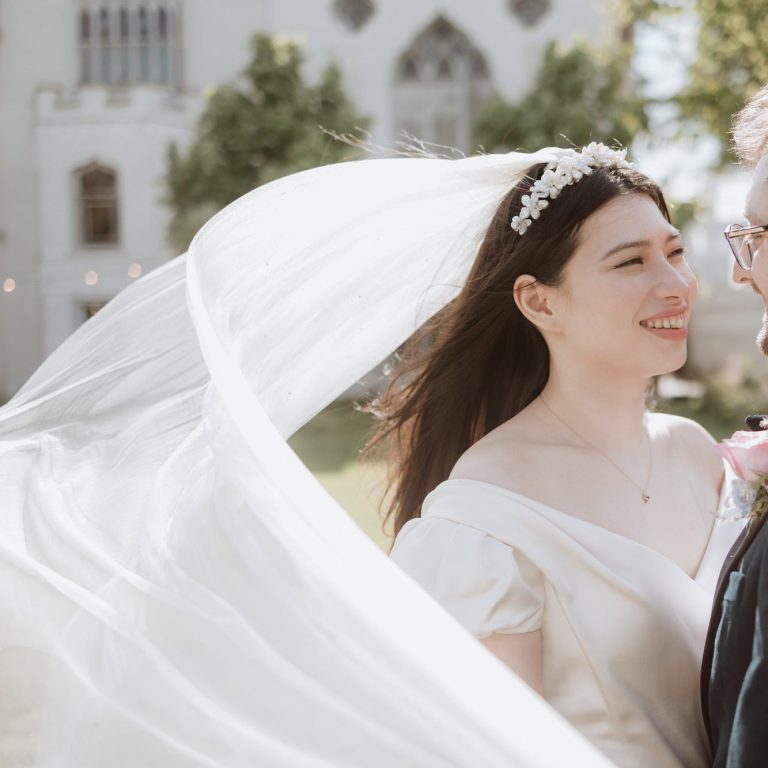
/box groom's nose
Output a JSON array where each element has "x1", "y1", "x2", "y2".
[{"x1": 732, "y1": 260, "x2": 753, "y2": 286}]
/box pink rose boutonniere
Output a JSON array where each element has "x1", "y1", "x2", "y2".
[{"x1": 718, "y1": 428, "x2": 768, "y2": 523}]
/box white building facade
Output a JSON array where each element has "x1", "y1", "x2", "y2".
[{"x1": 2, "y1": 0, "x2": 621, "y2": 396}]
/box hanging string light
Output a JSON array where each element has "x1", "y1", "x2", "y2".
[{"x1": 1, "y1": 262, "x2": 149, "y2": 294}]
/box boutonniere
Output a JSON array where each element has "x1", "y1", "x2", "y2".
[{"x1": 718, "y1": 429, "x2": 768, "y2": 524}]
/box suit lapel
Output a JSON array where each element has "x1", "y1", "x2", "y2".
[
  {"x1": 713, "y1": 526, "x2": 749, "y2": 600},
  {"x1": 700, "y1": 413, "x2": 768, "y2": 746}
]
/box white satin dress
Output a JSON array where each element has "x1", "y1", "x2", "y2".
[{"x1": 391, "y1": 478, "x2": 743, "y2": 768}]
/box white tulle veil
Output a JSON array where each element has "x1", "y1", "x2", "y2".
[{"x1": 0, "y1": 149, "x2": 614, "y2": 766}]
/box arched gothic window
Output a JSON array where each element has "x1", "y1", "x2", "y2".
[
  {"x1": 78, "y1": 164, "x2": 119, "y2": 245},
  {"x1": 79, "y1": 3, "x2": 180, "y2": 87},
  {"x1": 509, "y1": 0, "x2": 551, "y2": 27},
  {"x1": 394, "y1": 17, "x2": 490, "y2": 152},
  {"x1": 334, "y1": 0, "x2": 375, "y2": 31}
]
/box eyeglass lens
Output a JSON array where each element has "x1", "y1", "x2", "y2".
[
  {"x1": 727, "y1": 226, "x2": 765, "y2": 269},
  {"x1": 732, "y1": 232, "x2": 753, "y2": 268}
]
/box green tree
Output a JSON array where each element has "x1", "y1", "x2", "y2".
[
  {"x1": 611, "y1": 0, "x2": 687, "y2": 26},
  {"x1": 677, "y1": 0, "x2": 768, "y2": 160},
  {"x1": 473, "y1": 40, "x2": 648, "y2": 153},
  {"x1": 166, "y1": 35, "x2": 368, "y2": 251}
]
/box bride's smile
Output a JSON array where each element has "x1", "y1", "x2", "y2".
[{"x1": 639, "y1": 311, "x2": 687, "y2": 331}]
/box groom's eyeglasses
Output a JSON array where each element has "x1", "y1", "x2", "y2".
[{"x1": 724, "y1": 223, "x2": 768, "y2": 270}]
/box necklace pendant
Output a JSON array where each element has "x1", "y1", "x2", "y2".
[{"x1": 642, "y1": 493, "x2": 650, "y2": 504}]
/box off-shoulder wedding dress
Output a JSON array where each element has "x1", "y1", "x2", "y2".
[{"x1": 393, "y1": 477, "x2": 742, "y2": 768}]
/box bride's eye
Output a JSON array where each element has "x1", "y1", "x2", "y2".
[
  {"x1": 616, "y1": 256, "x2": 643, "y2": 268},
  {"x1": 667, "y1": 247, "x2": 685, "y2": 260}
]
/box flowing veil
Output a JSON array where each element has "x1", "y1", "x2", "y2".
[{"x1": 0, "y1": 150, "x2": 613, "y2": 766}]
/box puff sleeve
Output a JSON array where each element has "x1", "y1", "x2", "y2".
[{"x1": 390, "y1": 517, "x2": 545, "y2": 638}]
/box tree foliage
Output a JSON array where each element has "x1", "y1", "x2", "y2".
[
  {"x1": 473, "y1": 41, "x2": 648, "y2": 153},
  {"x1": 166, "y1": 35, "x2": 368, "y2": 251},
  {"x1": 611, "y1": 0, "x2": 687, "y2": 26},
  {"x1": 677, "y1": 0, "x2": 768, "y2": 159},
  {"x1": 616, "y1": 0, "x2": 768, "y2": 161}
]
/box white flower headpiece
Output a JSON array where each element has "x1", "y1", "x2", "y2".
[{"x1": 510, "y1": 142, "x2": 634, "y2": 235}]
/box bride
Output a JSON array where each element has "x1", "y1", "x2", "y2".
[
  {"x1": 0, "y1": 143, "x2": 739, "y2": 767},
  {"x1": 385, "y1": 144, "x2": 739, "y2": 767}
]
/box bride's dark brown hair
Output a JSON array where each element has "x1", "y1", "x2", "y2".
[{"x1": 364, "y1": 161, "x2": 671, "y2": 540}]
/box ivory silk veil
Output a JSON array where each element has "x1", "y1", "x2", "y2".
[{"x1": 0, "y1": 151, "x2": 612, "y2": 766}]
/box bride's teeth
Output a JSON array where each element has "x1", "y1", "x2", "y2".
[{"x1": 641, "y1": 314, "x2": 685, "y2": 329}]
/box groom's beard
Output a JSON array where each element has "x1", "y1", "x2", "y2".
[{"x1": 758, "y1": 306, "x2": 768, "y2": 356}]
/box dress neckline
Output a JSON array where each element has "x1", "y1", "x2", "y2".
[{"x1": 428, "y1": 477, "x2": 727, "y2": 584}]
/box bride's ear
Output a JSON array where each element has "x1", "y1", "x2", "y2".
[{"x1": 513, "y1": 274, "x2": 563, "y2": 334}]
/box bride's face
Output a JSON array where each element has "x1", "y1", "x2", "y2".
[{"x1": 552, "y1": 193, "x2": 696, "y2": 377}]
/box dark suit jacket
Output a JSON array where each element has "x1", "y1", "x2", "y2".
[{"x1": 701, "y1": 418, "x2": 768, "y2": 767}]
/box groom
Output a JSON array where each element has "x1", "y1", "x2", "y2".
[{"x1": 701, "y1": 82, "x2": 768, "y2": 767}]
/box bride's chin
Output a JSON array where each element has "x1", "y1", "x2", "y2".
[
  {"x1": 651, "y1": 352, "x2": 688, "y2": 378},
  {"x1": 639, "y1": 343, "x2": 688, "y2": 376}
]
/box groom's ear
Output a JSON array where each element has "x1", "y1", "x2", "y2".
[{"x1": 513, "y1": 274, "x2": 563, "y2": 334}]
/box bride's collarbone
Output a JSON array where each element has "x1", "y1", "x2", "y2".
[{"x1": 451, "y1": 432, "x2": 716, "y2": 543}]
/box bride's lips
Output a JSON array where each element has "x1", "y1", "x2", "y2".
[{"x1": 638, "y1": 308, "x2": 689, "y2": 341}]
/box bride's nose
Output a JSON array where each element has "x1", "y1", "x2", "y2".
[{"x1": 652, "y1": 258, "x2": 696, "y2": 300}]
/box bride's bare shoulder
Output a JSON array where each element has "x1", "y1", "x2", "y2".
[
  {"x1": 648, "y1": 411, "x2": 715, "y2": 449},
  {"x1": 648, "y1": 411, "x2": 723, "y2": 481},
  {"x1": 448, "y1": 418, "x2": 551, "y2": 488}
]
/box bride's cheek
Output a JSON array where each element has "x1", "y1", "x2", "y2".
[{"x1": 687, "y1": 269, "x2": 699, "y2": 300}]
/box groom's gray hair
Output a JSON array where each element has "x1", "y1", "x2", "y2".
[{"x1": 733, "y1": 82, "x2": 768, "y2": 168}]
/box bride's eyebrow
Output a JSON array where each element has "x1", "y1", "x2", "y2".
[
  {"x1": 601, "y1": 231, "x2": 681, "y2": 261},
  {"x1": 601, "y1": 240, "x2": 649, "y2": 260}
]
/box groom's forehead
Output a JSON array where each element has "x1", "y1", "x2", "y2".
[{"x1": 746, "y1": 155, "x2": 768, "y2": 221}]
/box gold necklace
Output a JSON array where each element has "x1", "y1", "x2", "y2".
[{"x1": 538, "y1": 396, "x2": 652, "y2": 504}]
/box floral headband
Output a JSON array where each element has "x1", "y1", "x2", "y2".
[{"x1": 510, "y1": 142, "x2": 634, "y2": 235}]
